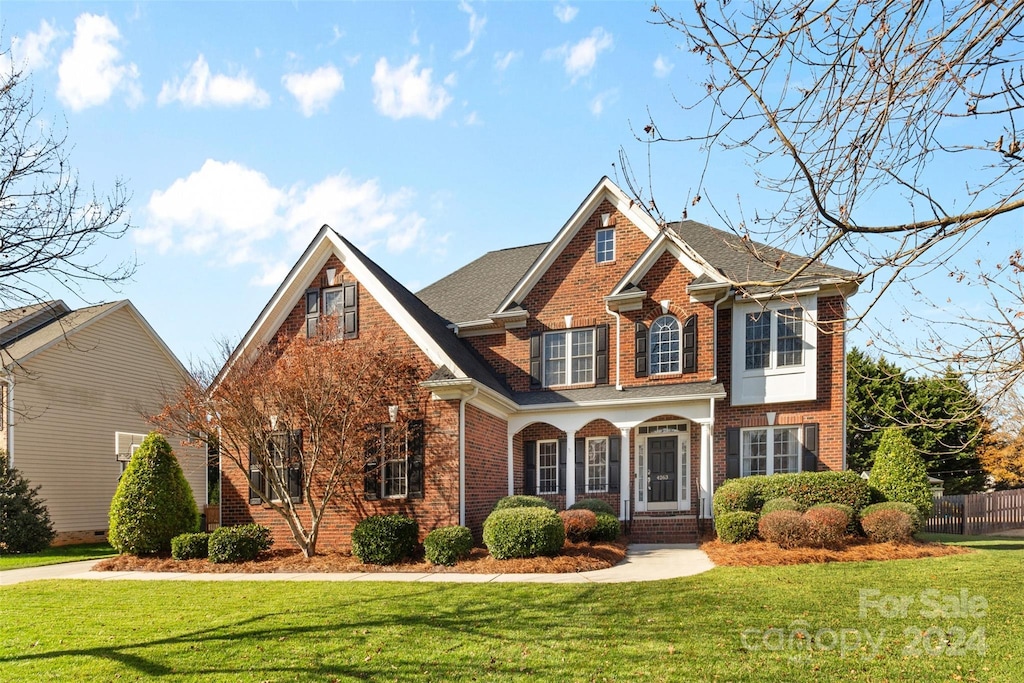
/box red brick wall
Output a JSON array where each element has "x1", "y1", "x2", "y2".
[{"x1": 464, "y1": 404, "x2": 508, "y2": 537}]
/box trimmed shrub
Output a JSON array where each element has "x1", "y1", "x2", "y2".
[
  {"x1": 351, "y1": 514, "x2": 419, "y2": 565},
  {"x1": 569, "y1": 498, "x2": 616, "y2": 517},
  {"x1": 559, "y1": 509, "x2": 598, "y2": 543},
  {"x1": 423, "y1": 526, "x2": 473, "y2": 566},
  {"x1": 492, "y1": 495, "x2": 554, "y2": 511},
  {"x1": 803, "y1": 507, "x2": 848, "y2": 549},
  {"x1": 171, "y1": 532, "x2": 209, "y2": 560},
  {"x1": 807, "y1": 503, "x2": 855, "y2": 533},
  {"x1": 483, "y1": 507, "x2": 565, "y2": 559},
  {"x1": 716, "y1": 511, "x2": 759, "y2": 543},
  {"x1": 108, "y1": 433, "x2": 199, "y2": 555},
  {"x1": 760, "y1": 497, "x2": 803, "y2": 516},
  {"x1": 860, "y1": 501, "x2": 923, "y2": 533},
  {"x1": 712, "y1": 478, "x2": 761, "y2": 516},
  {"x1": 0, "y1": 454, "x2": 55, "y2": 554},
  {"x1": 590, "y1": 513, "x2": 622, "y2": 543},
  {"x1": 758, "y1": 510, "x2": 809, "y2": 549},
  {"x1": 861, "y1": 509, "x2": 916, "y2": 544},
  {"x1": 208, "y1": 524, "x2": 271, "y2": 563},
  {"x1": 868, "y1": 428, "x2": 934, "y2": 521}
]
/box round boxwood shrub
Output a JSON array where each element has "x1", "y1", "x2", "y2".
[
  {"x1": 802, "y1": 507, "x2": 848, "y2": 549},
  {"x1": 716, "y1": 511, "x2": 759, "y2": 543},
  {"x1": 712, "y1": 478, "x2": 761, "y2": 517},
  {"x1": 861, "y1": 508, "x2": 915, "y2": 544},
  {"x1": 208, "y1": 524, "x2": 271, "y2": 563},
  {"x1": 483, "y1": 507, "x2": 565, "y2": 559},
  {"x1": 351, "y1": 514, "x2": 419, "y2": 565},
  {"x1": 859, "y1": 501, "x2": 923, "y2": 533},
  {"x1": 760, "y1": 497, "x2": 803, "y2": 516},
  {"x1": 807, "y1": 502, "x2": 855, "y2": 533},
  {"x1": 569, "y1": 498, "x2": 616, "y2": 517},
  {"x1": 758, "y1": 510, "x2": 809, "y2": 549},
  {"x1": 492, "y1": 495, "x2": 554, "y2": 511},
  {"x1": 868, "y1": 428, "x2": 934, "y2": 521},
  {"x1": 0, "y1": 454, "x2": 55, "y2": 554},
  {"x1": 590, "y1": 512, "x2": 621, "y2": 543},
  {"x1": 423, "y1": 525, "x2": 473, "y2": 566},
  {"x1": 108, "y1": 432, "x2": 199, "y2": 555},
  {"x1": 171, "y1": 532, "x2": 210, "y2": 560},
  {"x1": 559, "y1": 509, "x2": 597, "y2": 543}
]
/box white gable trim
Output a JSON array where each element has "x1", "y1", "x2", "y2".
[
  {"x1": 608, "y1": 231, "x2": 722, "y2": 298},
  {"x1": 496, "y1": 177, "x2": 665, "y2": 313}
]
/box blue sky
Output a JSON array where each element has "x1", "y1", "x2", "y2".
[{"x1": 1, "y1": 2, "x2": 1016, "y2": 369}]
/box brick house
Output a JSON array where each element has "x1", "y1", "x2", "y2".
[{"x1": 220, "y1": 177, "x2": 857, "y2": 546}]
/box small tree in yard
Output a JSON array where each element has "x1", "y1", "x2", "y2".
[
  {"x1": 868, "y1": 428, "x2": 934, "y2": 522},
  {"x1": 155, "y1": 327, "x2": 421, "y2": 558},
  {"x1": 108, "y1": 433, "x2": 199, "y2": 555},
  {"x1": 0, "y1": 454, "x2": 55, "y2": 553}
]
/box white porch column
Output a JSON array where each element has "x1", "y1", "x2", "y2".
[
  {"x1": 565, "y1": 429, "x2": 577, "y2": 507},
  {"x1": 700, "y1": 421, "x2": 713, "y2": 518},
  {"x1": 619, "y1": 427, "x2": 631, "y2": 520},
  {"x1": 507, "y1": 426, "x2": 515, "y2": 496}
]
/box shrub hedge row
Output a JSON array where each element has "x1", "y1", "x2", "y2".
[{"x1": 714, "y1": 471, "x2": 871, "y2": 517}]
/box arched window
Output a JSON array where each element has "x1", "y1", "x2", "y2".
[{"x1": 650, "y1": 315, "x2": 681, "y2": 374}]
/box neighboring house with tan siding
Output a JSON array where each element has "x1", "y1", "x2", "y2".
[{"x1": 1, "y1": 300, "x2": 206, "y2": 545}]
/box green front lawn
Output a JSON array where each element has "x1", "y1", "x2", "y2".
[
  {"x1": 0, "y1": 542, "x2": 116, "y2": 571},
  {"x1": 0, "y1": 536, "x2": 1019, "y2": 681}
]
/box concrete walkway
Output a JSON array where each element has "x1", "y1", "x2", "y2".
[{"x1": 0, "y1": 544, "x2": 714, "y2": 586}]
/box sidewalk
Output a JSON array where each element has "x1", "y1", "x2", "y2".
[{"x1": 0, "y1": 544, "x2": 714, "y2": 586}]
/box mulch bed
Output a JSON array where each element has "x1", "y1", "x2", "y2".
[
  {"x1": 93, "y1": 540, "x2": 628, "y2": 575},
  {"x1": 701, "y1": 537, "x2": 971, "y2": 567}
]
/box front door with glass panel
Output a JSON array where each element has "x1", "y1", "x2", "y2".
[{"x1": 648, "y1": 436, "x2": 677, "y2": 504}]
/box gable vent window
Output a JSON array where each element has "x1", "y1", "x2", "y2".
[
  {"x1": 323, "y1": 282, "x2": 359, "y2": 339},
  {"x1": 596, "y1": 228, "x2": 615, "y2": 263}
]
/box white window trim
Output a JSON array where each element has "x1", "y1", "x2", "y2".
[
  {"x1": 731, "y1": 295, "x2": 818, "y2": 406},
  {"x1": 742, "y1": 304, "x2": 809, "y2": 376},
  {"x1": 596, "y1": 227, "x2": 616, "y2": 264},
  {"x1": 537, "y1": 439, "x2": 559, "y2": 495},
  {"x1": 543, "y1": 328, "x2": 595, "y2": 388},
  {"x1": 585, "y1": 436, "x2": 609, "y2": 493},
  {"x1": 650, "y1": 315, "x2": 682, "y2": 376},
  {"x1": 740, "y1": 426, "x2": 802, "y2": 477}
]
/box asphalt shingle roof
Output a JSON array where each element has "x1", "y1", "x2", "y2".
[{"x1": 1, "y1": 302, "x2": 122, "y2": 364}]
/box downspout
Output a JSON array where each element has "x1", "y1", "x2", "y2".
[
  {"x1": 604, "y1": 303, "x2": 623, "y2": 390},
  {"x1": 709, "y1": 288, "x2": 732, "y2": 383},
  {"x1": 2, "y1": 370, "x2": 13, "y2": 466},
  {"x1": 458, "y1": 386, "x2": 479, "y2": 527}
]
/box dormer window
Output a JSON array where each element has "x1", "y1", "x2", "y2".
[{"x1": 596, "y1": 228, "x2": 615, "y2": 263}]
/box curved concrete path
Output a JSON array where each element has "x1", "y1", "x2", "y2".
[{"x1": 0, "y1": 544, "x2": 714, "y2": 586}]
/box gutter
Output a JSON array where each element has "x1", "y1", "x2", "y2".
[
  {"x1": 604, "y1": 302, "x2": 623, "y2": 390},
  {"x1": 2, "y1": 369, "x2": 12, "y2": 466},
  {"x1": 458, "y1": 387, "x2": 479, "y2": 527}
]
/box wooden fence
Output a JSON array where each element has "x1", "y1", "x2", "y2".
[{"x1": 924, "y1": 489, "x2": 1024, "y2": 535}]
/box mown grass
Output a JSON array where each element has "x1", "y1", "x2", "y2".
[
  {"x1": 0, "y1": 542, "x2": 116, "y2": 571},
  {"x1": 0, "y1": 536, "x2": 1019, "y2": 681}
]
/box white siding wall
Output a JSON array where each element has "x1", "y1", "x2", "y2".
[{"x1": 11, "y1": 306, "x2": 206, "y2": 535}]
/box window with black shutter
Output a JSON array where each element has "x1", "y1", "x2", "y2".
[
  {"x1": 250, "y1": 430, "x2": 303, "y2": 504},
  {"x1": 305, "y1": 289, "x2": 320, "y2": 338},
  {"x1": 365, "y1": 419, "x2": 425, "y2": 500},
  {"x1": 529, "y1": 333, "x2": 542, "y2": 388},
  {"x1": 635, "y1": 321, "x2": 648, "y2": 377},
  {"x1": 323, "y1": 282, "x2": 359, "y2": 340},
  {"x1": 681, "y1": 314, "x2": 697, "y2": 374}
]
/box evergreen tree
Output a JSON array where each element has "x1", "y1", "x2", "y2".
[
  {"x1": 846, "y1": 348, "x2": 910, "y2": 472},
  {"x1": 0, "y1": 454, "x2": 56, "y2": 554},
  {"x1": 868, "y1": 428, "x2": 934, "y2": 521}
]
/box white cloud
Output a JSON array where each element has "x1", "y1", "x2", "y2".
[
  {"x1": 653, "y1": 54, "x2": 674, "y2": 78},
  {"x1": 544, "y1": 27, "x2": 613, "y2": 83},
  {"x1": 589, "y1": 88, "x2": 618, "y2": 116},
  {"x1": 410, "y1": 28, "x2": 420, "y2": 46},
  {"x1": 493, "y1": 50, "x2": 520, "y2": 73},
  {"x1": 454, "y1": 0, "x2": 487, "y2": 60},
  {"x1": 57, "y1": 14, "x2": 142, "y2": 111},
  {"x1": 464, "y1": 111, "x2": 481, "y2": 126},
  {"x1": 554, "y1": 2, "x2": 579, "y2": 23},
  {"x1": 283, "y1": 65, "x2": 344, "y2": 116},
  {"x1": 137, "y1": 160, "x2": 429, "y2": 283},
  {"x1": 157, "y1": 54, "x2": 269, "y2": 108},
  {"x1": 4, "y1": 20, "x2": 62, "y2": 73},
  {"x1": 372, "y1": 55, "x2": 452, "y2": 120}
]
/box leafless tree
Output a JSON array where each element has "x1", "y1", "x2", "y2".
[{"x1": 1, "y1": 59, "x2": 134, "y2": 313}]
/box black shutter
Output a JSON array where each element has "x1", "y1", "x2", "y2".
[
  {"x1": 305, "y1": 289, "x2": 320, "y2": 338},
  {"x1": 407, "y1": 419, "x2": 425, "y2": 499},
  {"x1": 529, "y1": 333, "x2": 542, "y2": 388},
  {"x1": 635, "y1": 322, "x2": 648, "y2": 377},
  {"x1": 364, "y1": 428, "x2": 380, "y2": 500},
  {"x1": 575, "y1": 438, "x2": 586, "y2": 494},
  {"x1": 287, "y1": 429, "x2": 303, "y2": 502},
  {"x1": 248, "y1": 444, "x2": 263, "y2": 505},
  {"x1": 802, "y1": 423, "x2": 819, "y2": 473},
  {"x1": 595, "y1": 324, "x2": 609, "y2": 385},
  {"x1": 523, "y1": 441, "x2": 537, "y2": 495},
  {"x1": 558, "y1": 438, "x2": 567, "y2": 495},
  {"x1": 342, "y1": 282, "x2": 358, "y2": 339},
  {"x1": 726, "y1": 428, "x2": 741, "y2": 479},
  {"x1": 609, "y1": 436, "x2": 621, "y2": 494},
  {"x1": 681, "y1": 314, "x2": 697, "y2": 374}
]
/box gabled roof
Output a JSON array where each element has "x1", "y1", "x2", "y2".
[
  {"x1": 417, "y1": 243, "x2": 546, "y2": 325},
  {"x1": 607, "y1": 230, "x2": 725, "y2": 299},
  {"x1": 222, "y1": 226, "x2": 513, "y2": 400},
  {"x1": 0, "y1": 300, "x2": 72, "y2": 347}
]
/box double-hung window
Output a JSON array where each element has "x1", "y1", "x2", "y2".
[
  {"x1": 322, "y1": 283, "x2": 359, "y2": 339},
  {"x1": 745, "y1": 307, "x2": 805, "y2": 371},
  {"x1": 596, "y1": 228, "x2": 615, "y2": 263},
  {"x1": 249, "y1": 430, "x2": 303, "y2": 505},
  {"x1": 380, "y1": 425, "x2": 408, "y2": 499},
  {"x1": 586, "y1": 437, "x2": 609, "y2": 492},
  {"x1": 537, "y1": 440, "x2": 559, "y2": 494},
  {"x1": 364, "y1": 420, "x2": 425, "y2": 501},
  {"x1": 544, "y1": 329, "x2": 594, "y2": 386},
  {"x1": 741, "y1": 426, "x2": 800, "y2": 476}
]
